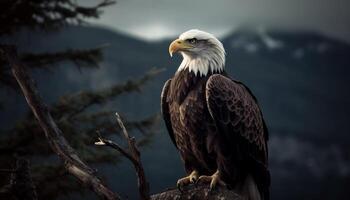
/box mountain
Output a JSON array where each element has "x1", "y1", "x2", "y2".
[{"x1": 1, "y1": 25, "x2": 350, "y2": 200}]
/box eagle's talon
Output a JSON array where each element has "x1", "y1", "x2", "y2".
[
  {"x1": 189, "y1": 174, "x2": 198, "y2": 183},
  {"x1": 176, "y1": 170, "x2": 199, "y2": 191},
  {"x1": 197, "y1": 170, "x2": 225, "y2": 190}
]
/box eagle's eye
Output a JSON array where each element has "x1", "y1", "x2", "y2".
[{"x1": 187, "y1": 38, "x2": 197, "y2": 44}]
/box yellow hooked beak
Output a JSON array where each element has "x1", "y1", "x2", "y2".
[{"x1": 168, "y1": 39, "x2": 194, "y2": 57}]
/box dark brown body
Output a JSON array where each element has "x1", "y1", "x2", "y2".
[
  {"x1": 161, "y1": 69, "x2": 270, "y2": 199},
  {"x1": 167, "y1": 70, "x2": 217, "y2": 175}
]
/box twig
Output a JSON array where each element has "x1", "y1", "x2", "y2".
[
  {"x1": 95, "y1": 131, "x2": 135, "y2": 163},
  {"x1": 1, "y1": 45, "x2": 120, "y2": 200},
  {"x1": 95, "y1": 113, "x2": 150, "y2": 200}
]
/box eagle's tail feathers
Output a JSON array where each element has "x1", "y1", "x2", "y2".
[{"x1": 241, "y1": 174, "x2": 262, "y2": 200}]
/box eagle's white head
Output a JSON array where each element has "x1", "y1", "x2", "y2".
[{"x1": 169, "y1": 29, "x2": 226, "y2": 76}]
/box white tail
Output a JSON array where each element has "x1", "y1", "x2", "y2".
[{"x1": 237, "y1": 174, "x2": 262, "y2": 200}]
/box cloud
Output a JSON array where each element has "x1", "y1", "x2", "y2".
[
  {"x1": 270, "y1": 135, "x2": 350, "y2": 178},
  {"x1": 83, "y1": 0, "x2": 350, "y2": 42}
]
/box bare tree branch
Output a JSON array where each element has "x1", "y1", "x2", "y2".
[
  {"x1": 114, "y1": 112, "x2": 150, "y2": 200},
  {"x1": 95, "y1": 113, "x2": 150, "y2": 200},
  {"x1": 95, "y1": 131, "x2": 135, "y2": 163},
  {"x1": 1, "y1": 45, "x2": 119, "y2": 200}
]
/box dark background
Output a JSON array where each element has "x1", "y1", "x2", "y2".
[{"x1": 1, "y1": 0, "x2": 350, "y2": 199}]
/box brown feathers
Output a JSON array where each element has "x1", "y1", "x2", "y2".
[{"x1": 161, "y1": 70, "x2": 270, "y2": 199}]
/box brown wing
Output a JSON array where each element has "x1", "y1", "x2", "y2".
[
  {"x1": 161, "y1": 79, "x2": 177, "y2": 148},
  {"x1": 206, "y1": 74, "x2": 270, "y2": 199}
]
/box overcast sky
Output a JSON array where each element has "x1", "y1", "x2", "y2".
[{"x1": 85, "y1": 0, "x2": 350, "y2": 42}]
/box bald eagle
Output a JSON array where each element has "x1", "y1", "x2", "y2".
[{"x1": 161, "y1": 30, "x2": 270, "y2": 200}]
